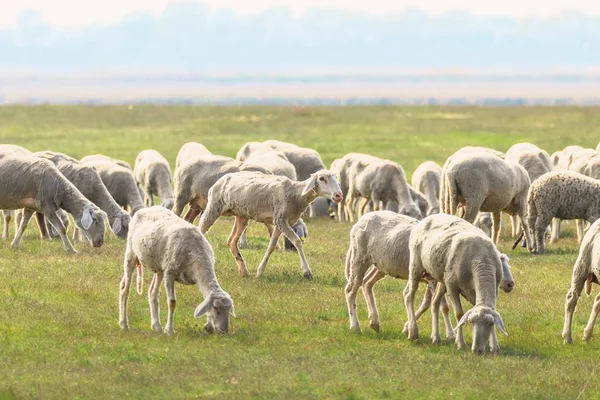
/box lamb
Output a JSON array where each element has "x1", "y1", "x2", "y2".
[
  {"x1": 0, "y1": 156, "x2": 107, "y2": 252},
  {"x1": 562, "y1": 218, "x2": 600, "y2": 344},
  {"x1": 134, "y1": 149, "x2": 175, "y2": 210},
  {"x1": 81, "y1": 155, "x2": 145, "y2": 216},
  {"x1": 119, "y1": 206, "x2": 234, "y2": 335},
  {"x1": 199, "y1": 170, "x2": 343, "y2": 279},
  {"x1": 505, "y1": 143, "x2": 553, "y2": 237},
  {"x1": 404, "y1": 214, "x2": 510, "y2": 354},
  {"x1": 527, "y1": 171, "x2": 600, "y2": 254},
  {"x1": 411, "y1": 161, "x2": 442, "y2": 216},
  {"x1": 34, "y1": 151, "x2": 130, "y2": 240},
  {"x1": 175, "y1": 142, "x2": 212, "y2": 170},
  {"x1": 442, "y1": 151, "x2": 532, "y2": 248}
]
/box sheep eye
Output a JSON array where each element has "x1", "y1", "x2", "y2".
[{"x1": 319, "y1": 177, "x2": 326, "y2": 182}]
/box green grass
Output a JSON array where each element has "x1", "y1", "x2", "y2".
[{"x1": 0, "y1": 105, "x2": 599, "y2": 399}]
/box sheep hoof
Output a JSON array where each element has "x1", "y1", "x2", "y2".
[
  {"x1": 562, "y1": 332, "x2": 573, "y2": 344},
  {"x1": 370, "y1": 322, "x2": 380, "y2": 333},
  {"x1": 66, "y1": 248, "x2": 78, "y2": 254},
  {"x1": 119, "y1": 323, "x2": 129, "y2": 331},
  {"x1": 431, "y1": 336, "x2": 441, "y2": 345},
  {"x1": 350, "y1": 326, "x2": 361, "y2": 333},
  {"x1": 239, "y1": 270, "x2": 250, "y2": 278},
  {"x1": 583, "y1": 331, "x2": 593, "y2": 341},
  {"x1": 151, "y1": 324, "x2": 162, "y2": 332},
  {"x1": 490, "y1": 347, "x2": 501, "y2": 356},
  {"x1": 446, "y1": 333, "x2": 457, "y2": 342},
  {"x1": 303, "y1": 271, "x2": 313, "y2": 280},
  {"x1": 402, "y1": 322, "x2": 409, "y2": 334},
  {"x1": 163, "y1": 328, "x2": 174, "y2": 335},
  {"x1": 407, "y1": 329, "x2": 419, "y2": 341}
]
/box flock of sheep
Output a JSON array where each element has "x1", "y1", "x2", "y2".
[{"x1": 1, "y1": 139, "x2": 600, "y2": 355}]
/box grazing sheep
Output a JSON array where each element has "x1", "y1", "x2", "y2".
[
  {"x1": 344, "y1": 211, "x2": 455, "y2": 338},
  {"x1": 0, "y1": 156, "x2": 107, "y2": 252},
  {"x1": 134, "y1": 149, "x2": 175, "y2": 210},
  {"x1": 34, "y1": 151, "x2": 130, "y2": 240},
  {"x1": 239, "y1": 145, "x2": 297, "y2": 181},
  {"x1": 505, "y1": 143, "x2": 553, "y2": 237},
  {"x1": 175, "y1": 142, "x2": 212, "y2": 170},
  {"x1": 527, "y1": 171, "x2": 600, "y2": 254},
  {"x1": 199, "y1": 170, "x2": 343, "y2": 279},
  {"x1": 443, "y1": 152, "x2": 532, "y2": 248},
  {"x1": 119, "y1": 206, "x2": 234, "y2": 335},
  {"x1": 562, "y1": 218, "x2": 600, "y2": 344},
  {"x1": 474, "y1": 212, "x2": 494, "y2": 238},
  {"x1": 411, "y1": 161, "x2": 442, "y2": 216},
  {"x1": 81, "y1": 155, "x2": 145, "y2": 216},
  {"x1": 80, "y1": 154, "x2": 132, "y2": 170},
  {"x1": 404, "y1": 214, "x2": 510, "y2": 354}
]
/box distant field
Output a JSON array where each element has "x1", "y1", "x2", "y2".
[{"x1": 0, "y1": 106, "x2": 599, "y2": 399}]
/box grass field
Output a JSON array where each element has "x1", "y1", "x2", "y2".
[{"x1": 1, "y1": 105, "x2": 600, "y2": 399}]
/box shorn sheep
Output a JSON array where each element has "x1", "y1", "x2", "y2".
[
  {"x1": 562, "y1": 218, "x2": 600, "y2": 344},
  {"x1": 442, "y1": 151, "x2": 532, "y2": 248},
  {"x1": 411, "y1": 161, "x2": 442, "y2": 216},
  {"x1": 134, "y1": 149, "x2": 175, "y2": 210},
  {"x1": 199, "y1": 170, "x2": 343, "y2": 279},
  {"x1": 175, "y1": 142, "x2": 212, "y2": 170},
  {"x1": 119, "y1": 206, "x2": 235, "y2": 335},
  {"x1": 527, "y1": 171, "x2": 600, "y2": 254},
  {"x1": 404, "y1": 214, "x2": 510, "y2": 354},
  {"x1": 0, "y1": 156, "x2": 107, "y2": 252}
]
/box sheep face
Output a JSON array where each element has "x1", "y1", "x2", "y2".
[
  {"x1": 307, "y1": 171, "x2": 343, "y2": 203},
  {"x1": 161, "y1": 198, "x2": 175, "y2": 210},
  {"x1": 456, "y1": 305, "x2": 508, "y2": 355},
  {"x1": 77, "y1": 205, "x2": 107, "y2": 248},
  {"x1": 499, "y1": 254, "x2": 515, "y2": 293},
  {"x1": 195, "y1": 294, "x2": 235, "y2": 334},
  {"x1": 399, "y1": 203, "x2": 422, "y2": 220}
]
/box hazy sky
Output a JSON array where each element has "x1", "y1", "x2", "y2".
[{"x1": 1, "y1": 0, "x2": 599, "y2": 28}]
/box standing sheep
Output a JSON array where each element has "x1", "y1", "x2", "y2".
[
  {"x1": 443, "y1": 152, "x2": 532, "y2": 248},
  {"x1": 134, "y1": 149, "x2": 175, "y2": 210},
  {"x1": 199, "y1": 170, "x2": 343, "y2": 279},
  {"x1": 0, "y1": 156, "x2": 107, "y2": 252},
  {"x1": 527, "y1": 171, "x2": 600, "y2": 254},
  {"x1": 0, "y1": 144, "x2": 34, "y2": 239},
  {"x1": 175, "y1": 142, "x2": 212, "y2": 170},
  {"x1": 34, "y1": 151, "x2": 130, "y2": 240},
  {"x1": 119, "y1": 206, "x2": 234, "y2": 335},
  {"x1": 404, "y1": 214, "x2": 510, "y2": 354},
  {"x1": 411, "y1": 161, "x2": 442, "y2": 216},
  {"x1": 562, "y1": 218, "x2": 600, "y2": 344}
]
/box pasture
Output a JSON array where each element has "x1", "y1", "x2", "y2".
[{"x1": 1, "y1": 105, "x2": 599, "y2": 399}]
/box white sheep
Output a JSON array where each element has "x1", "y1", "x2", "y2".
[
  {"x1": 527, "y1": 171, "x2": 600, "y2": 254},
  {"x1": 411, "y1": 161, "x2": 442, "y2": 216},
  {"x1": 134, "y1": 149, "x2": 175, "y2": 210},
  {"x1": 80, "y1": 153, "x2": 132, "y2": 170},
  {"x1": 175, "y1": 142, "x2": 212, "y2": 170},
  {"x1": 404, "y1": 214, "x2": 510, "y2": 354},
  {"x1": 0, "y1": 156, "x2": 107, "y2": 252},
  {"x1": 562, "y1": 218, "x2": 600, "y2": 344},
  {"x1": 199, "y1": 170, "x2": 343, "y2": 279},
  {"x1": 443, "y1": 151, "x2": 532, "y2": 248},
  {"x1": 119, "y1": 206, "x2": 234, "y2": 335}
]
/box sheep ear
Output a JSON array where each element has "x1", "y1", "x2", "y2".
[
  {"x1": 301, "y1": 175, "x2": 318, "y2": 196},
  {"x1": 112, "y1": 216, "x2": 123, "y2": 235},
  {"x1": 194, "y1": 295, "x2": 213, "y2": 318},
  {"x1": 494, "y1": 311, "x2": 508, "y2": 336},
  {"x1": 81, "y1": 207, "x2": 93, "y2": 230},
  {"x1": 454, "y1": 309, "x2": 473, "y2": 332}
]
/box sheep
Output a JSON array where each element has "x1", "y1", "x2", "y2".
[
  {"x1": 81, "y1": 155, "x2": 145, "y2": 216},
  {"x1": 348, "y1": 157, "x2": 421, "y2": 221},
  {"x1": 238, "y1": 145, "x2": 297, "y2": 181},
  {"x1": 562, "y1": 218, "x2": 600, "y2": 344},
  {"x1": 344, "y1": 211, "x2": 455, "y2": 338},
  {"x1": 199, "y1": 170, "x2": 343, "y2": 279},
  {"x1": 175, "y1": 142, "x2": 212, "y2": 170},
  {"x1": 119, "y1": 206, "x2": 234, "y2": 335},
  {"x1": 474, "y1": 212, "x2": 494, "y2": 238},
  {"x1": 411, "y1": 161, "x2": 442, "y2": 216},
  {"x1": 442, "y1": 151, "x2": 532, "y2": 248},
  {"x1": 527, "y1": 171, "x2": 600, "y2": 254},
  {"x1": 404, "y1": 214, "x2": 510, "y2": 354},
  {"x1": 134, "y1": 149, "x2": 175, "y2": 210},
  {"x1": 0, "y1": 156, "x2": 107, "y2": 252},
  {"x1": 34, "y1": 151, "x2": 130, "y2": 240},
  {"x1": 79, "y1": 153, "x2": 132, "y2": 170},
  {"x1": 505, "y1": 143, "x2": 553, "y2": 237}
]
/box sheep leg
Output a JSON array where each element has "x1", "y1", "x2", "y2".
[
  {"x1": 403, "y1": 265, "x2": 422, "y2": 340},
  {"x1": 11, "y1": 209, "x2": 34, "y2": 249},
  {"x1": 447, "y1": 286, "x2": 467, "y2": 350},
  {"x1": 533, "y1": 214, "x2": 551, "y2": 254},
  {"x1": 361, "y1": 267, "x2": 385, "y2": 332},
  {"x1": 275, "y1": 218, "x2": 313, "y2": 279},
  {"x1": 345, "y1": 186, "x2": 356, "y2": 223},
  {"x1": 358, "y1": 198, "x2": 369, "y2": 218},
  {"x1": 430, "y1": 282, "x2": 447, "y2": 345},
  {"x1": 148, "y1": 271, "x2": 164, "y2": 332},
  {"x1": 256, "y1": 228, "x2": 282, "y2": 278},
  {"x1": 562, "y1": 273, "x2": 586, "y2": 344},
  {"x1": 344, "y1": 262, "x2": 368, "y2": 332},
  {"x1": 119, "y1": 246, "x2": 138, "y2": 331},
  {"x1": 163, "y1": 274, "x2": 177, "y2": 335},
  {"x1": 583, "y1": 292, "x2": 600, "y2": 341},
  {"x1": 239, "y1": 229, "x2": 249, "y2": 249},
  {"x1": 227, "y1": 216, "x2": 250, "y2": 277},
  {"x1": 492, "y1": 211, "x2": 501, "y2": 244},
  {"x1": 44, "y1": 209, "x2": 77, "y2": 253},
  {"x1": 184, "y1": 203, "x2": 201, "y2": 224},
  {"x1": 489, "y1": 327, "x2": 500, "y2": 355},
  {"x1": 550, "y1": 218, "x2": 561, "y2": 243},
  {"x1": 440, "y1": 296, "x2": 456, "y2": 341},
  {"x1": 2, "y1": 211, "x2": 11, "y2": 240},
  {"x1": 576, "y1": 219, "x2": 585, "y2": 244},
  {"x1": 462, "y1": 201, "x2": 481, "y2": 224},
  {"x1": 35, "y1": 212, "x2": 49, "y2": 239},
  {"x1": 510, "y1": 214, "x2": 519, "y2": 238}
]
